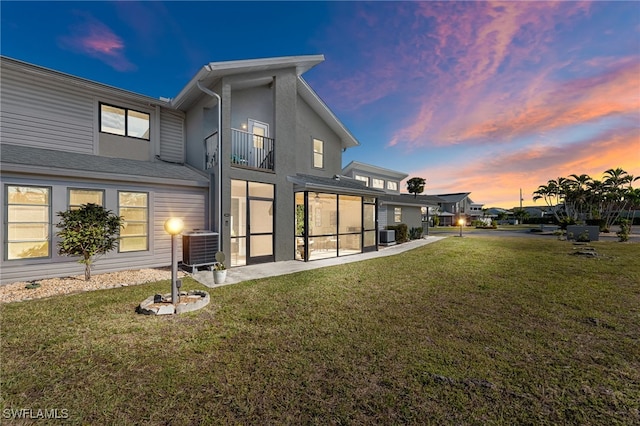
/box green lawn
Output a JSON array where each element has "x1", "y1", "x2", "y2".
[{"x1": 1, "y1": 237, "x2": 639, "y2": 425}]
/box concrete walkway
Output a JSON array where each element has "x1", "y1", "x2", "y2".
[{"x1": 191, "y1": 236, "x2": 445, "y2": 288}]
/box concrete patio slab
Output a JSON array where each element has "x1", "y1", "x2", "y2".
[{"x1": 190, "y1": 236, "x2": 445, "y2": 288}]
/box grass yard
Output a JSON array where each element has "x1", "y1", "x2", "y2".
[{"x1": 1, "y1": 237, "x2": 639, "y2": 425}]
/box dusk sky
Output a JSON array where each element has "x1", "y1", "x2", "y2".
[{"x1": 2, "y1": 1, "x2": 639, "y2": 208}]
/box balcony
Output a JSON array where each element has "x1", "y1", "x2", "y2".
[{"x1": 231, "y1": 128, "x2": 275, "y2": 171}]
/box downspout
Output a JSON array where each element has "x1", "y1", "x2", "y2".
[{"x1": 196, "y1": 80, "x2": 222, "y2": 249}]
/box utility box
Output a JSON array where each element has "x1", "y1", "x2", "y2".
[
  {"x1": 566, "y1": 225, "x2": 600, "y2": 242},
  {"x1": 379, "y1": 230, "x2": 396, "y2": 246},
  {"x1": 182, "y1": 231, "x2": 219, "y2": 272}
]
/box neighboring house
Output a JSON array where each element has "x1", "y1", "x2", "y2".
[
  {"x1": 434, "y1": 193, "x2": 484, "y2": 225},
  {"x1": 1, "y1": 54, "x2": 384, "y2": 283},
  {"x1": 342, "y1": 161, "x2": 440, "y2": 233}
]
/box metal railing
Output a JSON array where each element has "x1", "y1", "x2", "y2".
[
  {"x1": 204, "y1": 131, "x2": 218, "y2": 170},
  {"x1": 231, "y1": 128, "x2": 274, "y2": 171}
]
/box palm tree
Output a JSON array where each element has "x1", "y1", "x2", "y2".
[{"x1": 602, "y1": 168, "x2": 633, "y2": 229}]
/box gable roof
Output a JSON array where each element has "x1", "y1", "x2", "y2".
[
  {"x1": 1, "y1": 144, "x2": 208, "y2": 188},
  {"x1": 172, "y1": 55, "x2": 324, "y2": 109},
  {"x1": 435, "y1": 192, "x2": 472, "y2": 203},
  {"x1": 172, "y1": 55, "x2": 359, "y2": 150},
  {"x1": 342, "y1": 161, "x2": 408, "y2": 180}
]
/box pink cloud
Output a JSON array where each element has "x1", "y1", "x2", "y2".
[
  {"x1": 407, "y1": 126, "x2": 640, "y2": 208},
  {"x1": 58, "y1": 12, "x2": 136, "y2": 72},
  {"x1": 388, "y1": 1, "x2": 596, "y2": 149},
  {"x1": 449, "y1": 58, "x2": 640, "y2": 144}
]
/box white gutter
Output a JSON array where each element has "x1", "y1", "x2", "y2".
[{"x1": 196, "y1": 81, "x2": 222, "y2": 248}]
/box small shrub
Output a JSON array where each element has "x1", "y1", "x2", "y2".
[
  {"x1": 409, "y1": 227, "x2": 423, "y2": 240},
  {"x1": 57, "y1": 203, "x2": 123, "y2": 281},
  {"x1": 386, "y1": 224, "x2": 409, "y2": 243},
  {"x1": 577, "y1": 230, "x2": 590, "y2": 242},
  {"x1": 617, "y1": 219, "x2": 630, "y2": 242}
]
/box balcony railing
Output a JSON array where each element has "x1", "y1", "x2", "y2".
[
  {"x1": 231, "y1": 128, "x2": 274, "y2": 171},
  {"x1": 204, "y1": 131, "x2": 218, "y2": 170}
]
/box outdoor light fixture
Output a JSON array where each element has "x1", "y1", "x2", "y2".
[
  {"x1": 164, "y1": 217, "x2": 184, "y2": 306},
  {"x1": 458, "y1": 218, "x2": 465, "y2": 237}
]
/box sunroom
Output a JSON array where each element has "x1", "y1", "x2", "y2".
[{"x1": 288, "y1": 174, "x2": 385, "y2": 261}]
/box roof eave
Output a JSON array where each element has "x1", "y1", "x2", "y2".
[
  {"x1": 172, "y1": 55, "x2": 326, "y2": 110},
  {"x1": 1, "y1": 162, "x2": 209, "y2": 188},
  {"x1": 297, "y1": 77, "x2": 359, "y2": 150}
]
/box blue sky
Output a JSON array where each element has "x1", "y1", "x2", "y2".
[{"x1": 2, "y1": 1, "x2": 639, "y2": 208}]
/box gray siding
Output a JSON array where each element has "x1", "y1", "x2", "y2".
[
  {"x1": 0, "y1": 66, "x2": 94, "y2": 154},
  {"x1": 295, "y1": 95, "x2": 342, "y2": 176},
  {"x1": 230, "y1": 86, "x2": 274, "y2": 131},
  {"x1": 160, "y1": 109, "x2": 185, "y2": 163},
  {"x1": 1, "y1": 60, "x2": 185, "y2": 163},
  {"x1": 0, "y1": 175, "x2": 207, "y2": 285}
]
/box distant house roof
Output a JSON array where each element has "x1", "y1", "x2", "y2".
[
  {"x1": 287, "y1": 174, "x2": 386, "y2": 197},
  {"x1": 172, "y1": 55, "x2": 359, "y2": 150},
  {"x1": 435, "y1": 192, "x2": 472, "y2": 203},
  {"x1": 341, "y1": 161, "x2": 408, "y2": 180},
  {"x1": 1, "y1": 144, "x2": 209, "y2": 188},
  {"x1": 380, "y1": 193, "x2": 443, "y2": 207}
]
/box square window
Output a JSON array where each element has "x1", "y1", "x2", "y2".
[
  {"x1": 372, "y1": 178, "x2": 384, "y2": 189},
  {"x1": 355, "y1": 175, "x2": 369, "y2": 186}
]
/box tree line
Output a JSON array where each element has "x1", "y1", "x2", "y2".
[{"x1": 533, "y1": 168, "x2": 639, "y2": 230}]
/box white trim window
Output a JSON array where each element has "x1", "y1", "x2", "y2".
[
  {"x1": 355, "y1": 175, "x2": 369, "y2": 186},
  {"x1": 372, "y1": 178, "x2": 384, "y2": 189},
  {"x1": 313, "y1": 138, "x2": 324, "y2": 169},
  {"x1": 69, "y1": 189, "x2": 104, "y2": 210},
  {"x1": 394, "y1": 207, "x2": 402, "y2": 223},
  {"x1": 387, "y1": 181, "x2": 398, "y2": 191},
  {"x1": 6, "y1": 185, "x2": 50, "y2": 259},
  {"x1": 100, "y1": 103, "x2": 150, "y2": 140},
  {"x1": 118, "y1": 191, "x2": 148, "y2": 252}
]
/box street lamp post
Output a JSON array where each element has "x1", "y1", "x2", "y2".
[
  {"x1": 164, "y1": 217, "x2": 184, "y2": 306},
  {"x1": 458, "y1": 218, "x2": 464, "y2": 237}
]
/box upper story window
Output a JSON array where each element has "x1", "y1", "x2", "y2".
[
  {"x1": 372, "y1": 178, "x2": 384, "y2": 189},
  {"x1": 387, "y1": 181, "x2": 398, "y2": 191},
  {"x1": 69, "y1": 189, "x2": 104, "y2": 210},
  {"x1": 355, "y1": 175, "x2": 369, "y2": 186},
  {"x1": 100, "y1": 103, "x2": 150, "y2": 140},
  {"x1": 6, "y1": 185, "x2": 50, "y2": 260},
  {"x1": 313, "y1": 138, "x2": 324, "y2": 169}
]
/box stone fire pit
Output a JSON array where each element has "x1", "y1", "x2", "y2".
[{"x1": 137, "y1": 290, "x2": 210, "y2": 315}]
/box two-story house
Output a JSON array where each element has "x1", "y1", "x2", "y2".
[
  {"x1": 175, "y1": 55, "x2": 383, "y2": 265},
  {"x1": 342, "y1": 161, "x2": 441, "y2": 235},
  {"x1": 435, "y1": 193, "x2": 484, "y2": 225},
  {"x1": 1, "y1": 55, "x2": 383, "y2": 283}
]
